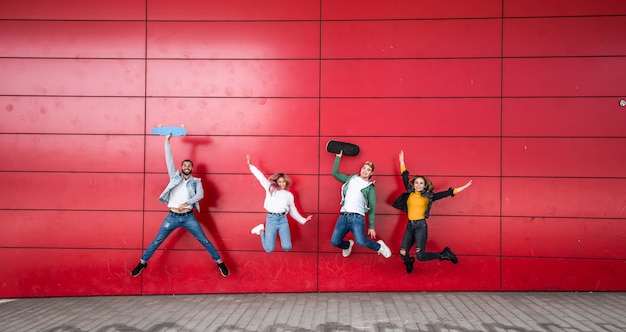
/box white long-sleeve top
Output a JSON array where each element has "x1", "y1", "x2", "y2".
[{"x1": 249, "y1": 165, "x2": 308, "y2": 224}]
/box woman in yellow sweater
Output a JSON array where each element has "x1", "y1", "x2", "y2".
[{"x1": 391, "y1": 150, "x2": 472, "y2": 274}]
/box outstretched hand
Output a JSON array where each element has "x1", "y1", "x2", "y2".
[
  {"x1": 166, "y1": 134, "x2": 172, "y2": 141},
  {"x1": 456, "y1": 180, "x2": 473, "y2": 193},
  {"x1": 368, "y1": 228, "x2": 377, "y2": 239},
  {"x1": 336, "y1": 150, "x2": 343, "y2": 157},
  {"x1": 399, "y1": 150, "x2": 405, "y2": 164},
  {"x1": 246, "y1": 154, "x2": 251, "y2": 165}
]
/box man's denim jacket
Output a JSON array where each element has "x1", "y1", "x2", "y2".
[{"x1": 158, "y1": 140, "x2": 204, "y2": 212}]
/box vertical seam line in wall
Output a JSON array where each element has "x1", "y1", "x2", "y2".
[
  {"x1": 499, "y1": 0, "x2": 504, "y2": 291},
  {"x1": 316, "y1": 0, "x2": 323, "y2": 293},
  {"x1": 140, "y1": 0, "x2": 149, "y2": 295}
]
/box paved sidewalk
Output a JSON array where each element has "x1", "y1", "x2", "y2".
[{"x1": 1, "y1": 292, "x2": 625, "y2": 332}]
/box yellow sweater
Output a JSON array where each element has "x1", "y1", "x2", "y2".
[
  {"x1": 400, "y1": 163, "x2": 457, "y2": 220},
  {"x1": 407, "y1": 192, "x2": 429, "y2": 220}
]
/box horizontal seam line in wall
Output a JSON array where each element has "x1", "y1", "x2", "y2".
[
  {"x1": 3, "y1": 172, "x2": 625, "y2": 180},
  {"x1": 3, "y1": 14, "x2": 625, "y2": 22},
  {"x1": 2, "y1": 134, "x2": 626, "y2": 139},
  {"x1": 28, "y1": 133, "x2": 626, "y2": 136},
  {"x1": 2, "y1": 209, "x2": 622, "y2": 220},
  {"x1": 0, "y1": 247, "x2": 619, "y2": 261},
  {"x1": 3, "y1": 55, "x2": 626, "y2": 60},
  {"x1": 2, "y1": 95, "x2": 624, "y2": 100}
]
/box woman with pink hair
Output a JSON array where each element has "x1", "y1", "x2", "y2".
[{"x1": 246, "y1": 154, "x2": 313, "y2": 253}]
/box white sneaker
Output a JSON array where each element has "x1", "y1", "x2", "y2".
[
  {"x1": 377, "y1": 240, "x2": 391, "y2": 258},
  {"x1": 251, "y1": 224, "x2": 264, "y2": 235},
  {"x1": 342, "y1": 239, "x2": 355, "y2": 257}
]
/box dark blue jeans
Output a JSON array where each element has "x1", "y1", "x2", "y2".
[
  {"x1": 141, "y1": 211, "x2": 221, "y2": 262},
  {"x1": 330, "y1": 213, "x2": 380, "y2": 252},
  {"x1": 400, "y1": 219, "x2": 440, "y2": 261}
]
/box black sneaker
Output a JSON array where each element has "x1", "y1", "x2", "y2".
[
  {"x1": 217, "y1": 262, "x2": 229, "y2": 277},
  {"x1": 404, "y1": 256, "x2": 415, "y2": 274},
  {"x1": 440, "y1": 247, "x2": 458, "y2": 264},
  {"x1": 131, "y1": 262, "x2": 147, "y2": 277}
]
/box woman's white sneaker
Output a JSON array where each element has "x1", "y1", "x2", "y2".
[{"x1": 251, "y1": 224, "x2": 265, "y2": 235}]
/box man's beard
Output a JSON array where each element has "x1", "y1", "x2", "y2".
[{"x1": 182, "y1": 169, "x2": 192, "y2": 175}]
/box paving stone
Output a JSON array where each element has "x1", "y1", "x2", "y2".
[{"x1": 0, "y1": 292, "x2": 625, "y2": 332}]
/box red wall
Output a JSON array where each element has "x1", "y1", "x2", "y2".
[{"x1": 1, "y1": 0, "x2": 626, "y2": 298}]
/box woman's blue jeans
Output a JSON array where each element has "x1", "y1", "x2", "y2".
[
  {"x1": 260, "y1": 213, "x2": 292, "y2": 253},
  {"x1": 330, "y1": 213, "x2": 380, "y2": 251},
  {"x1": 141, "y1": 211, "x2": 221, "y2": 262}
]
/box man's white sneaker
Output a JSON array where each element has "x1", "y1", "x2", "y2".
[
  {"x1": 251, "y1": 224, "x2": 265, "y2": 235},
  {"x1": 342, "y1": 239, "x2": 355, "y2": 257},
  {"x1": 377, "y1": 240, "x2": 391, "y2": 258}
]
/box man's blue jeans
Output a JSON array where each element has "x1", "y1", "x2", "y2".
[
  {"x1": 330, "y1": 213, "x2": 380, "y2": 252},
  {"x1": 260, "y1": 213, "x2": 292, "y2": 253},
  {"x1": 141, "y1": 211, "x2": 221, "y2": 262}
]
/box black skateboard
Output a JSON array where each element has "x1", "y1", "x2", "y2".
[{"x1": 326, "y1": 140, "x2": 360, "y2": 156}]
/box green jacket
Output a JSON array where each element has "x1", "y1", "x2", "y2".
[{"x1": 332, "y1": 156, "x2": 377, "y2": 229}]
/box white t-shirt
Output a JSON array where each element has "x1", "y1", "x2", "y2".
[
  {"x1": 167, "y1": 180, "x2": 190, "y2": 209},
  {"x1": 341, "y1": 176, "x2": 370, "y2": 215}
]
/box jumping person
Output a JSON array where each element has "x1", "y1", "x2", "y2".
[
  {"x1": 131, "y1": 134, "x2": 229, "y2": 277},
  {"x1": 392, "y1": 150, "x2": 472, "y2": 274},
  {"x1": 330, "y1": 150, "x2": 391, "y2": 259},
  {"x1": 247, "y1": 154, "x2": 313, "y2": 253}
]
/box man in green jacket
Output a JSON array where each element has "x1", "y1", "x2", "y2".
[{"x1": 330, "y1": 150, "x2": 391, "y2": 258}]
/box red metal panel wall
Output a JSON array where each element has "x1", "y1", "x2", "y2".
[
  {"x1": 147, "y1": 59, "x2": 319, "y2": 97},
  {"x1": 0, "y1": 21, "x2": 146, "y2": 58},
  {"x1": 146, "y1": 97, "x2": 319, "y2": 136},
  {"x1": 503, "y1": 57, "x2": 626, "y2": 97},
  {"x1": 148, "y1": 22, "x2": 320, "y2": 59},
  {"x1": 504, "y1": 0, "x2": 626, "y2": 17},
  {"x1": 0, "y1": 58, "x2": 146, "y2": 96},
  {"x1": 502, "y1": 217, "x2": 626, "y2": 259},
  {"x1": 500, "y1": 0, "x2": 626, "y2": 291},
  {"x1": 1, "y1": 0, "x2": 625, "y2": 298},
  {"x1": 502, "y1": 138, "x2": 626, "y2": 177},
  {"x1": 148, "y1": 0, "x2": 320, "y2": 20},
  {"x1": 320, "y1": 98, "x2": 501, "y2": 137},
  {"x1": 322, "y1": 0, "x2": 502, "y2": 19},
  {"x1": 321, "y1": 59, "x2": 501, "y2": 97},
  {"x1": 0, "y1": 135, "x2": 145, "y2": 172},
  {"x1": 0, "y1": 248, "x2": 141, "y2": 297},
  {"x1": 322, "y1": 19, "x2": 502, "y2": 59},
  {"x1": 0, "y1": 0, "x2": 145, "y2": 20},
  {"x1": 0, "y1": 210, "x2": 142, "y2": 249},
  {"x1": 504, "y1": 16, "x2": 626, "y2": 57},
  {"x1": 502, "y1": 98, "x2": 626, "y2": 137},
  {"x1": 0, "y1": 96, "x2": 145, "y2": 135}
]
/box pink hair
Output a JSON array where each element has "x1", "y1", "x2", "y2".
[{"x1": 267, "y1": 173, "x2": 292, "y2": 195}]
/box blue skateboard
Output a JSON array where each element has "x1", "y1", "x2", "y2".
[{"x1": 151, "y1": 124, "x2": 187, "y2": 136}]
